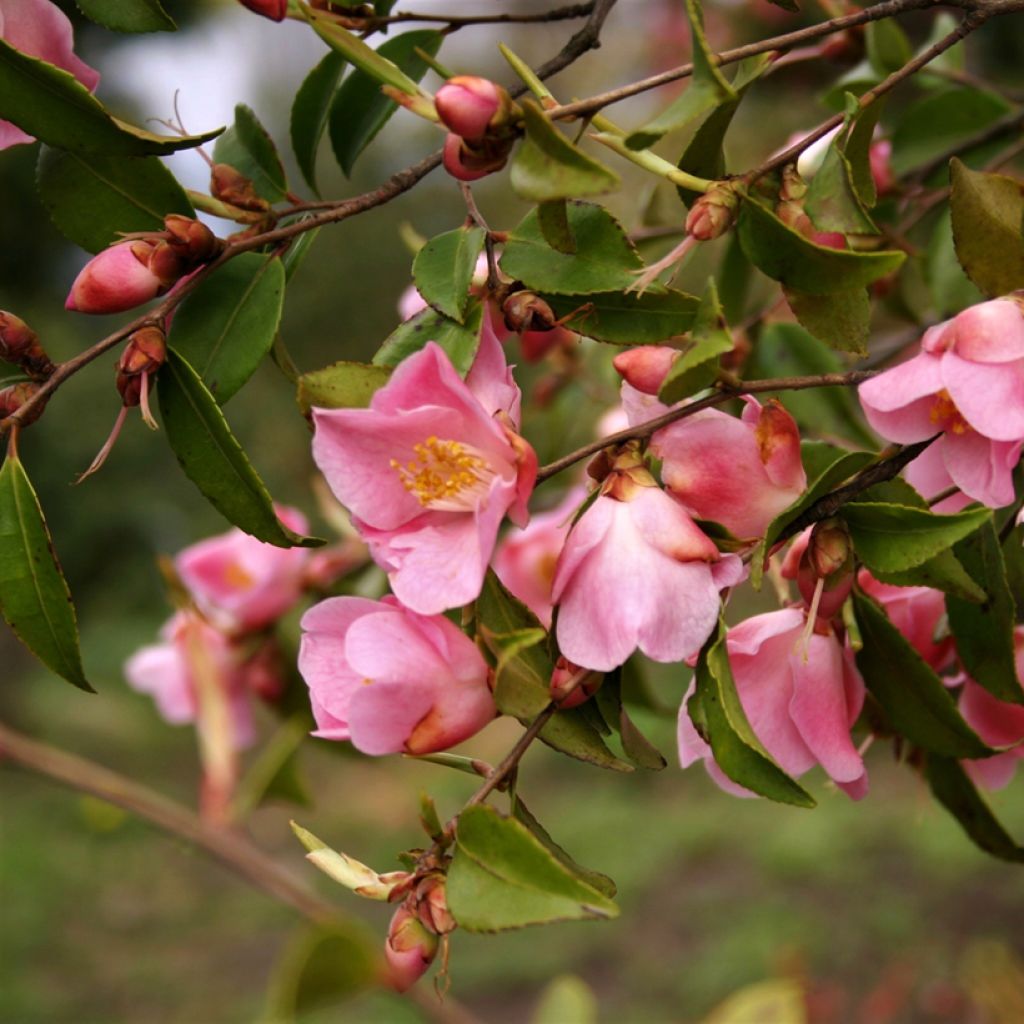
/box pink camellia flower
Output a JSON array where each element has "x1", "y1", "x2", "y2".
[
  {"x1": 175, "y1": 506, "x2": 311, "y2": 633},
  {"x1": 678, "y1": 607, "x2": 869, "y2": 799},
  {"x1": 552, "y1": 446, "x2": 744, "y2": 672},
  {"x1": 0, "y1": 0, "x2": 100, "y2": 150},
  {"x1": 385, "y1": 906, "x2": 439, "y2": 992},
  {"x1": 311, "y1": 328, "x2": 536, "y2": 614},
  {"x1": 493, "y1": 487, "x2": 584, "y2": 628},
  {"x1": 959, "y1": 678, "x2": 1024, "y2": 790},
  {"x1": 298, "y1": 595, "x2": 495, "y2": 755},
  {"x1": 856, "y1": 570, "x2": 955, "y2": 673},
  {"x1": 859, "y1": 298, "x2": 1024, "y2": 508},
  {"x1": 236, "y1": 0, "x2": 287, "y2": 20},
  {"x1": 435, "y1": 76, "x2": 506, "y2": 141},
  {"x1": 65, "y1": 241, "x2": 165, "y2": 314}
]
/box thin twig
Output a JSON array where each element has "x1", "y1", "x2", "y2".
[{"x1": 364, "y1": 3, "x2": 595, "y2": 28}]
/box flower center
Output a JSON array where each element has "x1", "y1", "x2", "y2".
[
  {"x1": 929, "y1": 390, "x2": 969, "y2": 435},
  {"x1": 223, "y1": 562, "x2": 255, "y2": 590},
  {"x1": 391, "y1": 436, "x2": 496, "y2": 511}
]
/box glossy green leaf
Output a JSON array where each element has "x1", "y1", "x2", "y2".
[
  {"x1": 690, "y1": 620, "x2": 815, "y2": 807},
  {"x1": 626, "y1": 0, "x2": 737, "y2": 149},
  {"x1": 329, "y1": 30, "x2": 442, "y2": 177},
  {"x1": 74, "y1": 0, "x2": 175, "y2": 32},
  {"x1": 870, "y1": 547, "x2": 986, "y2": 604},
  {"x1": 476, "y1": 572, "x2": 630, "y2": 772},
  {"x1": 265, "y1": 922, "x2": 379, "y2": 1021},
  {"x1": 925, "y1": 754, "x2": 1024, "y2": 863},
  {"x1": 532, "y1": 976, "x2": 599, "y2": 1024},
  {"x1": 658, "y1": 278, "x2": 733, "y2": 403},
  {"x1": 290, "y1": 51, "x2": 346, "y2": 195},
  {"x1": 303, "y1": 7, "x2": 427, "y2": 95},
  {"x1": 373, "y1": 301, "x2": 484, "y2": 374},
  {"x1": 844, "y1": 97, "x2": 886, "y2": 209},
  {"x1": 852, "y1": 590, "x2": 992, "y2": 757},
  {"x1": 866, "y1": 19, "x2": 912, "y2": 76},
  {"x1": 0, "y1": 453, "x2": 90, "y2": 691},
  {"x1": 926, "y1": 207, "x2": 984, "y2": 316},
  {"x1": 500, "y1": 202, "x2": 643, "y2": 295},
  {"x1": 447, "y1": 805, "x2": 619, "y2": 932},
  {"x1": 946, "y1": 521, "x2": 1024, "y2": 704},
  {"x1": 747, "y1": 323, "x2": 876, "y2": 447},
  {"x1": 841, "y1": 502, "x2": 991, "y2": 574},
  {"x1": 0, "y1": 38, "x2": 221, "y2": 155},
  {"x1": 36, "y1": 146, "x2": 193, "y2": 253},
  {"x1": 169, "y1": 254, "x2": 286, "y2": 404},
  {"x1": 158, "y1": 349, "x2": 323, "y2": 549},
  {"x1": 737, "y1": 196, "x2": 904, "y2": 295},
  {"x1": 412, "y1": 225, "x2": 486, "y2": 322},
  {"x1": 214, "y1": 105, "x2": 287, "y2": 203},
  {"x1": 511, "y1": 100, "x2": 620, "y2": 202},
  {"x1": 538, "y1": 200, "x2": 576, "y2": 254},
  {"x1": 297, "y1": 361, "x2": 392, "y2": 415},
  {"x1": 543, "y1": 289, "x2": 699, "y2": 345},
  {"x1": 782, "y1": 285, "x2": 870, "y2": 356},
  {"x1": 949, "y1": 158, "x2": 1024, "y2": 298}
]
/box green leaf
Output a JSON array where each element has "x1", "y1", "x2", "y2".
[
  {"x1": 543, "y1": 289, "x2": 699, "y2": 345},
  {"x1": 537, "y1": 200, "x2": 576, "y2": 254},
  {"x1": 266, "y1": 923, "x2": 379, "y2": 1021},
  {"x1": 303, "y1": 7, "x2": 428, "y2": 95},
  {"x1": 949, "y1": 158, "x2": 1024, "y2": 298},
  {"x1": 852, "y1": 590, "x2": 992, "y2": 757},
  {"x1": 747, "y1": 322, "x2": 876, "y2": 447},
  {"x1": 593, "y1": 670, "x2": 667, "y2": 771},
  {"x1": 690, "y1": 619, "x2": 815, "y2": 807},
  {"x1": 290, "y1": 51, "x2": 346, "y2": 195},
  {"x1": 737, "y1": 196, "x2": 904, "y2": 294},
  {"x1": 329, "y1": 30, "x2": 442, "y2": 177},
  {"x1": 675, "y1": 54, "x2": 772, "y2": 206},
  {"x1": 214, "y1": 105, "x2": 288, "y2": 204},
  {"x1": 925, "y1": 754, "x2": 1024, "y2": 863},
  {"x1": 865, "y1": 19, "x2": 912, "y2": 76},
  {"x1": 168, "y1": 254, "x2": 286, "y2": 404},
  {"x1": 510, "y1": 100, "x2": 620, "y2": 202},
  {"x1": 844, "y1": 97, "x2": 886, "y2": 209},
  {"x1": 532, "y1": 976, "x2": 599, "y2": 1024},
  {"x1": 412, "y1": 225, "x2": 486, "y2": 322},
  {"x1": 782, "y1": 286, "x2": 870, "y2": 356},
  {"x1": 297, "y1": 361, "x2": 393, "y2": 415},
  {"x1": 158, "y1": 349, "x2": 323, "y2": 549},
  {"x1": 476, "y1": 572, "x2": 631, "y2": 772},
  {"x1": 447, "y1": 805, "x2": 619, "y2": 932},
  {"x1": 926, "y1": 207, "x2": 985, "y2": 316},
  {"x1": 870, "y1": 547, "x2": 987, "y2": 604},
  {"x1": 626, "y1": 0, "x2": 737, "y2": 149},
  {"x1": 658, "y1": 278, "x2": 733, "y2": 403},
  {"x1": 74, "y1": 0, "x2": 175, "y2": 32},
  {"x1": 0, "y1": 38, "x2": 221, "y2": 155},
  {"x1": 840, "y1": 502, "x2": 992, "y2": 574},
  {"x1": 373, "y1": 301, "x2": 484, "y2": 374},
  {"x1": 0, "y1": 453, "x2": 91, "y2": 691},
  {"x1": 946, "y1": 521, "x2": 1024, "y2": 705},
  {"x1": 36, "y1": 146, "x2": 193, "y2": 253},
  {"x1": 500, "y1": 201, "x2": 643, "y2": 295}
]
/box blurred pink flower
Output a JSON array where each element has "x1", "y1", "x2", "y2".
[
  {"x1": 859, "y1": 298, "x2": 1024, "y2": 508},
  {"x1": 678, "y1": 608, "x2": 868, "y2": 798},
  {"x1": 0, "y1": 0, "x2": 99, "y2": 150},
  {"x1": 311, "y1": 332, "x2": 535, "y2": 614},
  {"x1": 175, "y1": 506, "x2": 311, "y2": 633},
  {"x1": 299, "y1": 595, "x2": 495, "y2": 755}
]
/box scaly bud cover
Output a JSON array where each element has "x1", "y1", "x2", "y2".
[
  {"x1": 0, "y1": 311, "x2": 55, "y2": 378},
  {"x1": 385, "y1": 906, "x2": 439, "y2": 992}
]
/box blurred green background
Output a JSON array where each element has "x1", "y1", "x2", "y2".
[{"x1": 3, "y1": 1, "x2": 1024, "y2": 1021}]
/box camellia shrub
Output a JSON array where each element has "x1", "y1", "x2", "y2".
[{"x1": 3, "y1": 0, "x2": 1024, "y2": 1014}]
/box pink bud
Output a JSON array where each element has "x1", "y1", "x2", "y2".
[
  {"x1": 435, "y1": 76, "x2": 505, "y2": 141},
  {"x1": 685, "y1": 185, "x2": 739, "y2": 242},
  {"x1": 613, "y1": 346, "x2": 679, "y2": 396},
  {"x1": 550, "y1": 656, "x2": 602, "y2": 708},
  {"x1": 781, "y1": 521, "x2": 854, "y2": 622},
  {"x1": 442, "y1": 133, "x2": 510, "y2": 182},
  {"x1": 869, "y1": 140, "x2": 894, "y2": 197},
  {"x1": 236, "y1": 0, "x2": 287, "y2": 20},
  {"x1": 66, "y1": 242, "x2": 165, "y2": 315},
  {"x1": 385, "y1": 906, "x2": 439, "y2": 992}
]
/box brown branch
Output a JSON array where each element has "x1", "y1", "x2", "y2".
[
  {"x1": 363, "y1": 3, "x2": 595, "y2": 28},
  {"x1": 532, "y1": 0, "x2": 620, "y2": 81},
  {"x1": 535, "y1": 370, "x2": 876, "y2": 484}
]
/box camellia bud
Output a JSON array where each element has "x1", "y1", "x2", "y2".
[
  {"x1": 782, "y1": 519, "x2": 855, "y2": 621},
  {"x1": 550, "y1": 656, "x2": 602, "y2": 709},
  {"x1": 685, "y1": 183, "x2": 740, "y2": 242},
  {"x1": 147, "y1": 241, "x2": 187, "y2": 288},
  {"x1": 66, "y1": 241, "x2": 166, "y2": 315},
  {"x1": 435, "y1": 76, "x2": 509, "y2": 141},
  {"x1": 210, "y1": 163, "x2": 269, "y2": 213},
  {"x1": 0, "y1": 312, "x2": 55, "y2": 378},
  {"x1": 116, "y1": 325, "x2": 166, "y2": 409},
  {"x1": 236, "y1": 0, "x2": 288, "y2": 20},
  {"x1": 442, "y1": 133, "x2": 512, "y2": 182},
  {"x1": 612, "y1": 345, "x2": 679, "y2": 396},
  {"x1": 502, "y1": 291, "x2": 558, "y2": 334},
  {"x1": 385, "y1": 906, "x2": 440, "y2": 992},
  {"x1": 164, "y1": 214, "x2": 221, "y2": 264},
  {"x1": 0, "y1": 382, "x2": 47, "y2": 426}
]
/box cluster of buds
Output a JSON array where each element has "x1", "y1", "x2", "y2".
[
  {"x1": 435, "y1": 76, "x2": 519, "y2": 182},
  {"x1": 66, "y1": 215, "x2": 223, "y2": 315}
]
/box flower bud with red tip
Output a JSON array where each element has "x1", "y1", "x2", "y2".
[
  {"x1": 0, "y1": 312, "x2": 55, "y2": 378},
  {"x1": 0, "y1": 382, "x2": 46, "y2": 426},
  {"x1": 613, "y1": 345, "x2": 679, "y2": 396},
  {"x1": 442, "y1": 133, "x2": 512, "y2": 182},
  {"x1": 236, "y1": 0, "x2": 288, "y2": 20},
  {"x1": 66, "y1": 241, "x2": 166, "y2": 315},
  {"x1": 685, "y1": 183, "x2": 740, "y2": 242},
  {"x1": 385, "y1": 906, "x2": 439, "y2": 992},
  {"x1": 435, "y1": 76, "x2": 510, "y2": 141}
]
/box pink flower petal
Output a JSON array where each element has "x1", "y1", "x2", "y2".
[
  {"x1": 942, "y1": 431, "x2": 1019, "y2": 508},
  {"x1": 950, "y1": 299, "x2": 1024, "y2": 363},
  {"x1": 348, "y1": 682, "x2": 435, "y2": 755},
  {"x1": 940, "y1": 352, "x2": 1024, "y2": 441}
]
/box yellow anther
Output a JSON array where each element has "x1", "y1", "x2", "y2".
[
  {"x1": 930, "y1": 389, "x2": 969, "y2": 435},
  {"x1": 393, "y1": 436, "x2": 493, "y2": 509}
]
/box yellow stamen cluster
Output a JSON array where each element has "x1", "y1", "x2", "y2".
[
  {"x1": 930, "y1": 389, "x2": 969, "y2": 435},
  {"x1": 391, "y1": 436, "x2": 489, "y2": 507},
  {"x1": 223, "y1": 561, "x2": 255, "y2": 590}
]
